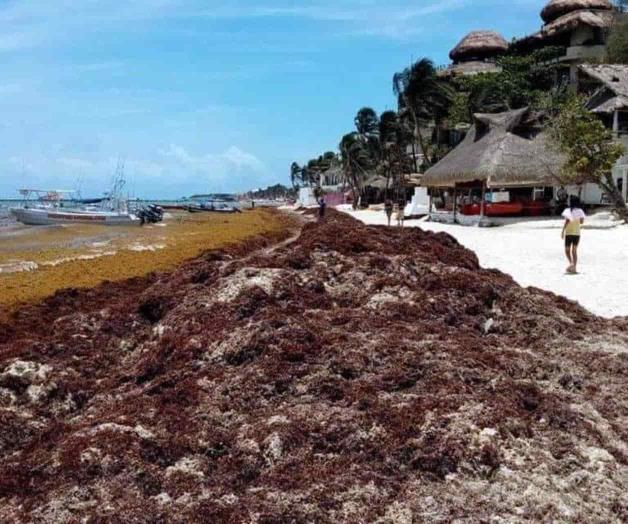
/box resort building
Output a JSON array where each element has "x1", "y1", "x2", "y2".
[
  {"x1": 319, "y1": 164, "x2": 344, "y2": 191},
  {"x1": 514, "y1": 0, "x2": 617, "y2": 83},
  {"x1": 578, "y1": 64, "x2": 628, "y2": 202},
  {"x1": 580, "y1": 64, "x2": 628, "y2": 138},
  {"x1": 419, "y1": 2, "x2": 628, "y2": 223}
]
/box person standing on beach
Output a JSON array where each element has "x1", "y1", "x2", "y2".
[
  {"x1": 396, "y1": 200, "x2": 405, "y2": 228},
  {"x1": 318, "y1": 197, "x2": 326, "y2": 221},
  {"x1": 384, "y1": 199, "x2": 393, "y2": 227},
  {"x1": 561, "y1": 196, "x2": 586, "y2": 274}
]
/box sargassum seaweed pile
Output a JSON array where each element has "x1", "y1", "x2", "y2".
[{"x1": 0, "y1": 210, "x2": 626, "y2": 522}]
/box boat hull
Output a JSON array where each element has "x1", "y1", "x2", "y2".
[
  {"x1": 9, "y1": 207, "x2": 141, "y2": 226},
  {"x1": 460, "y1": 202, "x2": 524, "y2": 217},
  {"x1": 187, "y1": 206, "x2": 240, "y2": 214}
]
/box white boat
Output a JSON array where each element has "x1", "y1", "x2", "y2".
[
  {"x1": 9, "y1": 206, "x2": 140, "y2": 226},
  {"x1": 9, "y1": 186, "x2": 141, "y2": 227}
]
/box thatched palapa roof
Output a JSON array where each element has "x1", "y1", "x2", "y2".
[
  {"x1": 516, "y1": 8, "x2": 614, "y2": 48},
  {"x1": 580, "y1": 64, "x2": 628, "y2": 113},
  {"x1": 541, "y1": 0, "x2": 613, "y2": 23},
  {"x1": 543, "y1": 9, "x2": 614, "y2": 37},
  {"x1": 449, "y1": 31, "x2": 509, "y2": 63},
  {"x1": 363, "y1": 175, "x2": 391, "y2": 190},
  {"x1": 422, "y1": 108, "x2": 564, "y2": 188}
]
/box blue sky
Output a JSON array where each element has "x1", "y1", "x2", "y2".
[{"x1": 0, "y1": 0, "x2": 547, "y2": 199}]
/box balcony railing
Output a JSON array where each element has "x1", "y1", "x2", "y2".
[{"x1": 562, "y1": 45, "x2": 607, "y2": 62}]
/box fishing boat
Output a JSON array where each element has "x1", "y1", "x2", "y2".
[
  {"x1": 187, "y1": 203, "x2": 241, "y2": 214},
  {"x1": 185, "y1": 195, "x2": 242, "y2": 214},
  {"x1": 10, "y1": 205, "x2": 141, "y2": 226},
  {"x1": 9, "y1": 185, "x2": 141, "y2": 226}
]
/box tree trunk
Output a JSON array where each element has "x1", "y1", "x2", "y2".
[
  {"x1": 412, "y1": 116, "x2": 429, "y2": 171},
  {"x1": 349, "y1": 170, "x2": 359, "y2": 210},
  {"x1": 403, "y1": 96, "x2": 427, "y2": 172},
  {"x1": 410, "y1": 142, "x2": 418, "y2": 174},
  {"x1": 600, "y1": 173, "x2": 628, "y2": 222}
]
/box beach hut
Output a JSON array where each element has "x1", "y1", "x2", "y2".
[
  {"x1": 440, "y1": 31, "x2": 509, "y2": 77},
  {"x1": 422, "y1": 108, "x2": 566, "y2": 224}
]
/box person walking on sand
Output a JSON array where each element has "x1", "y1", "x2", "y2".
[
  {"x1": 384, "y1": 199, "x2": 393, "y2": 227},
  {"x1": 561, "y1": 196, "x2": 586, "y2": 274}
]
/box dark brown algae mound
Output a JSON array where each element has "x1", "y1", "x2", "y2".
[{"x1": 0, "y1": 210, "x2": 626, "y2": 523}]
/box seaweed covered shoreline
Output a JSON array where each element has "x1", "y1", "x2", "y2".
[
  {"x1": 0, "y1": 210, "x2": 626, "y2": 522},
  {"x1": 0, "y1": 209, "x2": 288, "y2": 311}
]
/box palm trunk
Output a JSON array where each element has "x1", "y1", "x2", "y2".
[
  {"x1": 600, "y1": 173, "x2": 628, "y2": 222},
  {"x1": 410, "y1": 142, "x2": 418, "y2": 173},
  {"x1": 349, "y1": 168, "x2": 359, "y2": 210},
  {"x1": 384, "y1": 157, "x2": 392, "y2": 200},
  {"x1": 409, "y1": 110, "x2": 429, "y2": 170},
  {"x1": 402, "y1": 93, "x2": 427, "y2": 172}
]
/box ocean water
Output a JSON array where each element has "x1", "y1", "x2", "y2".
[{"x1": 0, "y1": 200, "x2": 20, "y2": 227}]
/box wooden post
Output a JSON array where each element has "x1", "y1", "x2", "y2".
[
  {"x1": 452, "y1": 184, "x2": 458, "y2": 223},
  {"x1": 480, "y1": 181, "x2": 486, "y2": 218},
  {"x1": 613, "y1": 110, "x2": 620, "y2": 138},
  {"x1": 428, "y1": 189, "x2": 433, "y2": 216}
]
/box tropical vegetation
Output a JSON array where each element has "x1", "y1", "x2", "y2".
[
  {"x1": 607, "y1": 14, "x2": 628, "y2": 64},
  {"x1": 244, "y1": 184, "x2": 296, "y2": 201},
  {"x1": 549, "y1": 97, "x2": 626, "y2": 220}
]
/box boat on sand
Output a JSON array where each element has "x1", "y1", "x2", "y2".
[
  {"x1": 10, "y1": 206, "x2": 141, "y2": 226},
  {"x1": 9, "y1": 188, "x2": 141, "y2": 226}
]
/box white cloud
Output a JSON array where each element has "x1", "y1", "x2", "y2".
[
  {"x1": 0, "y1": 0, "x2": 507, "y2": 48},
  {"x1": 1, "y1": 143, "x2": 269, "y2": 198},
  {"x1": 193, "y1": 0, "x2": 470, "y2": 40},
  {"x1": 160, "y1": 143, "x2": 266, "y2": 173},
  {"x1": 221, "y1": 146, "x2": 265, "y2": 171}
]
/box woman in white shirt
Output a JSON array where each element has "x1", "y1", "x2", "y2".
[{"x1": 561, "y1": 196, "x2": 586, "y2": 274}]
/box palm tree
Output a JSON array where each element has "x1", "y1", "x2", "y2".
[
  {"x1": 290, "y1": 162, "x2": 302, "y2": 190},
  {"x1": 378, "y1": 110, "x2": 414, "y2": 199},
  {"x1": 378, "y1": 111, "x2": 399, "y2": 195},
  {"x1": 393, "y1": 58, "x2": 453, "y2": 169},
  {"x1": 340, "y1": 132, "x2": 373, "y2": 208},
  {"x1": 354, "y1": 107, "x2": 381, "y2": 171},
  {"x1": 354, "y1": 107, "x2": 380, "y2": 137}
]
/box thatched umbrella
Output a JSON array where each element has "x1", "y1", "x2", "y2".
[
  {"x1": 541, "y1": 0, "x2": 613, "y2": 23},
  {"x1": 422, "y1": 108, "x2": 564, "y2": 188},
  {"x1": 449, "y1": 31, "x2": 509, "y2": 63}
]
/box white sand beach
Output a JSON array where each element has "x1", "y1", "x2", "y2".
[{"x1": 342, "y1": 208, "x2": 628, "y2": 319}]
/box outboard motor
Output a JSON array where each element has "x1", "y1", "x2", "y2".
[{"x1": 137, "y1": 205, "x2": 164, "y2": 225}]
